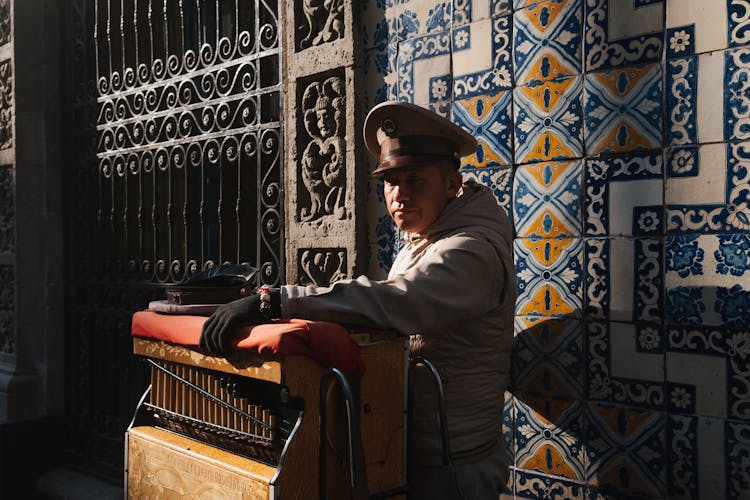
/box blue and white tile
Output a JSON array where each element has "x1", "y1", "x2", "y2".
[
  {"x1": 513, "y1": 0, "x2": 582, "y2": 87},
  {"x1": 514, "y1": 397, "x2": 586, "y2": 481},
  {"x1": 515, "y1": 469, "x2": 586, "y2": 499},
  {"x1": 584, "y1": 153, "x2": 663, "y2": 237},
  {"x1": 666, "y1": 0, "x2": 750, "y2": 58},
  {"x1": 364, "y1": 46, "x2": 398, "y2": 109},
  {"x1": 667, "y1": 325, "x2": 750, "y2": 422},
  {"x1": 585, "y1": 238, "x2": 662, "y2": 323},
  {"x1": 453, "y1": 0, "x2": 512, "y2": 26},
  {"x1": 665, "y1": 234, "x2": 750, "y2": 329},
  {"x1": 586, "y1": 321, "x2": 665, "y2": 409},
  {"x1": 452, "y1": 91, "x2": 513, "y2": 169},
  {"x1": 397, "y1": 0, "x2": 452, "y2": 40},
  {"x1": 583, "y1": 0, "x2": 664, "y2": 71},
  {"x1": 513, "y1": 160, "x2": 582, "y2": 239},
  {"x1": 396, "y1": 30, "x2": 452, "y2": 113},
  {"x1": 505, "y1": 392, "x2": 516, "y2": 461},
  {"x1": 585, "y1": 402, "x2": 667, "y2": 498},
  {"x1": 361, "y1": 0, "x2": 399, "y2": 50},
  {"x1": 665, "y1": 56, "x2": 698, "y2": 146},
  {"x1": 726, "y1": 46, "x2": 750, "y2": 143},
  {"x1": 461, "y1": 165, "x2": 513, "y2": 216},
  {"x1": 667, "y1": 414, "x2": 750, "y2": 500},
  {"x1": 452, "y1": 16, "x2": 513, "y2": 101},
  {"x1": 666, "y1": 142, "x2": 750, "y2": 233},
  {"x1": 583, "y1": 64, "x2": 662, "y2": 156},
  {"x1": 514, "y1": 76, "x2": 584, "y2": 164},
  {"x1": 514, "y1": 238, "x2": 584, "y2": 318},
  {"x1": 513, "y1": 316, "x2": 584, "y2": 400}
]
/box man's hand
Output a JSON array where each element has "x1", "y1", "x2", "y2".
[{"x1": 200, "y1": 294, "x2": 264, "y2": 355}]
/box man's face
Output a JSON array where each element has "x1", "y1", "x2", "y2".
[{"x1": 382, "y1": 164, "x2": 460, "y2": 234}]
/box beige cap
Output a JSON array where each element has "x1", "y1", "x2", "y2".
[{"x1": 363, "y1": 101, "x2": 478, "y2": 176}]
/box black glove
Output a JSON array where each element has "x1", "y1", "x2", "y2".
[{"x1": 199, "y1": 290, "x2": 280, "y2": 356}]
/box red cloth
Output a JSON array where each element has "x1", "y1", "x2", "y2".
[{"x1": 131, "y1": 310, "x2": 365, "y2": 377}]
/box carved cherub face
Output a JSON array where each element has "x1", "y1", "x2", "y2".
[{"x1": 315, "y1": 106, "x2": 336, "y2": 139}]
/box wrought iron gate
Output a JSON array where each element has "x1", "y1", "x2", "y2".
[{"x1": 66, "y1": 0, "x2": 283, "y2": 478}]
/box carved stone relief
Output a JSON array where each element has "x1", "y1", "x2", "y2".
[
  {"x1": 298, "y1": 74, "x2": 346, "y2": 222},
  {"x1": 297, "y1": 0, "x2": 344, "y2": 50},
  {"x1": 0, "y1": 165, "x2": 12, "y2": 253},
  {"x1": 0, "y1": 265, "x2": 14, "y2": 355},
  {"x1": 0, "y1": 59, "x2": 12, "y2": 150},
  {"x1": 0, "y1": 0, "x2": 8, "y2": 47},
  {"x1": 298, "y1": 248, "x2": 347, "y2": 286}
]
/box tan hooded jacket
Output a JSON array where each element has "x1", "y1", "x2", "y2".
[{"x1": 281, "y1": 182, "x2": 515, "y2": 467}]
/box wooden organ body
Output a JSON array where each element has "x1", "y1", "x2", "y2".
[{"x1": 126, "y1": 334, "x2": 407, "y2": 499}]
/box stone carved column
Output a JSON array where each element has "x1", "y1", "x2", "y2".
[
  {"x1": 283, "y1": 0, "x2": 367, "y2": 286},
  {"x1": 0, "y1": 0, "x2": 14, "y2": 365}
]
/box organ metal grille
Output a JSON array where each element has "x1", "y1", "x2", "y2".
[{"x1": 65, "y1": 0, "x2": 283, "y2": 479}]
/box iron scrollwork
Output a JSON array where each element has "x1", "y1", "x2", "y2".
[
  {"x1": 298, "y1": 0, "x2": 344, "y2": 50},
  {"x1": 298, "y1": 248, "x2": 348, "y2": 287},
  {"x1": 299, "y1": 75, "x2": 346, "y2": 222}
]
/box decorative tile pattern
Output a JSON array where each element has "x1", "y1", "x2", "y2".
[
  {"x1": 726, "y1": 420, "x2": 750, "y2": 499},
  {"x1": 514, "y1": 76, "x2": 583, "y2": 164},
  {"x1": 0, "y1": 165, "x2": 12, "y2": 254},
  {"x1": 514, "y1": 397, "x2": 586, "y2": 481},
  {"x1": 461, "y1": 165, "x2": 513, "y2": 216},
  {"x1": 584, "y1": 64, "x2": 662, "y2": 156},
  {"x1": 396, "y1": 31, "x2": 452, "y2": 113},
  {"x1": 584, "y1": 153, "x2": 663, "y2": 237},
  {"x1": 452, "y1": 16, "x2": 513, "y2": 100},
  {"x1": 364, "y1": 46, "x2": 398, "y2": 108},
  {"x1": 513, "y1": 160, "x2": 582, "y2": 238},
  {"x1": 513, "y1": 316, "x2": 584, "y2": 400},
  {"x1": 514, "y1": 238, "x2": 583, "y2": 318},
  {"x1": 666, "y1": 56, "x2": 697, "y2": 146},
  {"x1": 666, "y1": 142, "x2": 750, "y2": 234},
  {"x1": 666, "y1": 0, "x2": 750, "y2": 58},
  {"x1": 668, "y1": 414, "x2": 747, "y2": 500},
  {"x1": 587, "y1": 321, "x2": 664, "y2": 409},
  {"x1": 585, "y1": 403, "x2": 667, "y2": 498},
  {"x1": 504, "y1": 392, "x2": 516, "y2": 460},
  {"x1": 367, "y1": 177, "x2": 400, "y2": 276},
  {"x1": 0, "y1": 264, "x2": 13, "y2": 355},
  {"x1": 726, "y1": 47, "x2": 750, "y2": 143},
  {"x1": 585, "y1": 238, "x2": 662, "y2": 323},
  {"x1": 665, "y1": 234, "x2": 750, "y2": 329},
  {"x1": 362, "y1": 0, "x2": 399, "y2": 50},
  {"x1": 452, "y1": 91, "x2": 513, "y2": 169},
  {"x1": 515, "y1": 469, "x2": 586, "y2": 499},
  {"x1": 583, "y1": 0, "x2": 663, "y2": 71},
  {"x1": 397, "y1": 0, "x2": 453, "y2": 40},
  {"x1": 453, "y1": 0, "x2": 511, "y2": 26},
  {"x1": 513, "y1": 0, "x2": 581, "y2": 87},
  {"x1": 667, "y1": 325, "x2": 750, "y2": 420}
]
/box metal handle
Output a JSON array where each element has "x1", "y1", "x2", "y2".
[
  {"x1": 318, "y1": 368, "x2": 368, "y2": 500},
  {"x1": 408, "y1": 357, "x2": 452, "y2": 467}
]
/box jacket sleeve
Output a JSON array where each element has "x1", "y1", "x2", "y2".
[{"x1": 281, "y1": 235, "x2": 504, "y2": 335}]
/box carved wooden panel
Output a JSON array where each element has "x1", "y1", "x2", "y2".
[
  {"x1": 295, "y1": 0, "x2": 344, "y2": 51},
  {"x1": 297, "y1": 248, "x2": 347, "y2": 286},
  {"x1": 0, "y1": 165, "x2": 11, "y2": 253},
  {"x1": 296, "y1": 71, "x2": 346, "y2": 222},
  {"x1": 0, "y1": 264, "x2": 14, "y2": 354},
  {"x1": 0, "y1": 59, "x2": 11, "y2": 150}
]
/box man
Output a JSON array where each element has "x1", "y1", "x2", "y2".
[{"x1": 200, "y1": 101, "x2": 515, "y2": 498}]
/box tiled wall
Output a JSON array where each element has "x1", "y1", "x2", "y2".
[{"x1": 360, "y1": 0, "x2": 750, "y2": 498}]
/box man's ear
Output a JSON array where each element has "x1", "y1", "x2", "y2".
[{"x1": 446, "y1": 169, "x2": 463, "y2": 198}]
